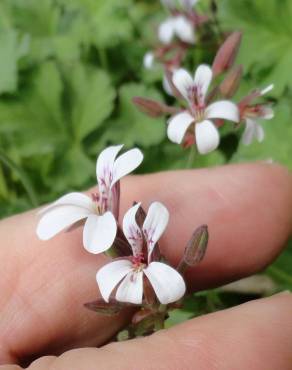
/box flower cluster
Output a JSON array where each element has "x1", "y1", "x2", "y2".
[
  {"x1": 136, "y1": 32, "x2": 274, "y2": 156},
  {"x1": 144, "y1": 0, "x2": 209, "y2": 95},
  {"x1": 37, "y1": 145, "x2": 208, "y2": 331}
]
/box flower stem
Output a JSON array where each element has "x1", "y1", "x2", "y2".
[
  {"x1": 186, "y1": 146, "x2": 197, "y2": 169},
  {"x1": 154, "y1": 313, "x2": 165, "y2": 331}
]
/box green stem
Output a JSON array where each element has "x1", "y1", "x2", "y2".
[
  {"x1": 0, "y1": 150, "x2": 38, "y2": 207},
  {"x1": 186, "y1": 146, "x2": 196, "y2": 169},
  {"x1": 154, "y1": 314, "x2": 165, "y2": 331}
]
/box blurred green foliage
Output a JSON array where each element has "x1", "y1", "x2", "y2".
[{"x1": 0, "y1": 0, "x2": 291, "y2": 316}]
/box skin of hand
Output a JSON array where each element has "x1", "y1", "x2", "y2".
[{"x1": 0, "y1": 163, "x2": 292, "y2": 370}]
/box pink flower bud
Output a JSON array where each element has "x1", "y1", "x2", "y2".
[
  {"x1": 178, "y1": 224, "x2": 209, "y2": 273},
  {"x1": 132, "y1": 97, "x2": 167, "y2": 117},
  {"x1": 220, "y1": 65, "x2": 243, "y2": 98},
  {"x1": 212, "y1": 32, "x2": 242, "y2": 77}
]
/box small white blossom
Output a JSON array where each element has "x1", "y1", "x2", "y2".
[
  {"x1": 167, "y1": 65, "x2": 239, "y2": 154},
  {"x1": 143, "y1": 52, "x2": 155, "y2": 69},
  {"x1": 242, "y1": 85, "x2": 274, "y2": 146},
  {"x1": 96, "y1": 202, "x2": 186, "y2": 305},
  {"x1": 158, "y1": 15, "x2": 196, "y2": 45},
  {"x1": 36, "y1": 145, "x2": 143, "y2": 254}
]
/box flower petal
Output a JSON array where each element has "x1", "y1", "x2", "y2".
[
  {"x1": 194, "y1": 64, "x2": 213, "y2": 102},
  {"x1": 96, "y1": 260, "x2": 133, "y2": 303},
  {"x1": 255, "y1": 122, "x2": 265, "y2": 142},
  {"x1": 163, "y1": 74, "x2": 174, "y2": 96},
  {"x1": 37, "y1": 193, "x2": 93, "y2": 240},
  {"x1": 205, "y1": 101, "x2": 239, "y2": 122},
  {"x1": 83, "y1": 212, "x2": 117, "y2": 254},
  {"x1": 143, "y1": 52, "x2": 154, "y2": 70},
  {"x1": 111, "y1": 148, "x2": 143, "y2": 187},
  {"x1": 261, "y1": 84, "x2": 274, "y2": 96},
  {"x1": 167, "y1": 111, "x2": 194, "y2": 144},
  {"x1": 39, "y1": 192, "x2": 93, "y2": 214},
  {"x1": 96, "y1": 145, "x2": 123, "y2": 185},
  {"x1": 174, "y1": 16, "x2": 195, "y2": 44},
  {"x1": 261, "y1": 106, "x2": 274, "y2": 120},
  {"x1": 172, "y1": 68, "x2": 194, "y2": 101},
  {"x1": 195, "y1": 120, "x2": 220, "y2": 154},
  {"x1": 122, "y1": 203, "x2": 143, "y2": 257},
  {"x1": 242, "y1": 118, "x2": 256, "y2": 146},
  {"x1": 144, "y1": 262, "x2": 186, "y2": 304},
  {"x1": 116, "y1": 270, "x2": 144, "y2": 304},
  {"x1": 143, "y1": 202, "x2": 169, "y2": 259},
  {"x1": 158, "y1": 18, "x2": 175, "y2": 44}
]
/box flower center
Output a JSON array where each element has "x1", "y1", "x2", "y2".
[
  {"x1": 131, "y1": 254, "x2": 146, "y2": 272},
  {"x1": 193, "y1": 108, "x2": 205, "y2": 123},
  {"x1": 91, "y1": 192, "x2": 107, "y2": 215}
]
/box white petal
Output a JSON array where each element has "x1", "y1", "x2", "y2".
[
  {"x1": 39, "y1": 192, "x2": 93, "y2": 214},
  {"x1": 96, "y1": 260, "x2": 133, "y2": 303},
  {"x1": 261, "y1": 106, "x2": 274, "y2": 120},
  {"x1": 111, "y1": 148, "x2": 143, "y2": 187},
  {"x1": 167, "y1": 111, "x2": 194, "y2": 144},
  {"x1": 83, "y1": 212, "x2": 117, "y2": 254},
  {"x1": 96, "y1": 145, "x2": 123, "y2": 184},
  {"x1": 242, "y1": 118, "x2": 257, "y2": 146},
  {"x1": 158, "y1": 18, "x2": 175, "y2": 44},
  {"x1": 255, "y1": 123, "x2": 265, "y2": 143},
  {"x1": 143, "y1": 202, "x2": 169, "y2": 259},
  {"x1": 172, "y1": 68, "x2": 194, "y2": 101},
  {"x1": 144, "y1": 262, "x2": 186, "y2": 304},
  {"x1": 195, "y1": 120, "x2": 220, "y2": 155},
  {"x1": 143, "y1": 52, "x2": 154, "y2": 69},
  {"x1": 162, "y1": 74, "x2": 174, "y2": 96},
  {"x1": 194, "y1": 64, "x2": 213, "y2": 102},
  {"x1": 116, "y1": 270, "x2": 144, "y2": 304},
  {"x1": 37, "y1": 194, "x2": 93, "y2": 240},
  {"x1": 205, "y1": 101, "x2": 239, "y2": 123},
  {"x1": 261, "y1": 84, "x2": 274, "y2": 96},
  {"x1": 122, "y1": 203, "x2": 143, "y2": 257},
  {"x1": 174, "y1": 16, "x2": 195, "y2": 44}
]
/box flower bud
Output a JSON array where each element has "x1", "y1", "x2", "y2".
[
  {"x1": 219, "y1": 65, "x2": 243, "y2": 98},
  {"x1": 212, "y1": 32, "x2": 242, "y2": 77},
  {"x1": 178, "y1": 225, "x2": 209, "y2": 273},
  {"x1": 132, "y1": 97, "x2": 167, "y2": 117},
  {"x1": 84, "y1": 298, "x2": 132, "y2": 315}
]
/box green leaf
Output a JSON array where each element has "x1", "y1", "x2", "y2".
[
  {"x1": 69, "y1": 65, "x2": 115, "y2": 141},
  {"x1": 0, "y1": 30, "x2": 25, "y2": 94},
  {"x1": 231, "y1": 100, "x2": 292, "y2": 170},
  {"x1": 48, "y1": 144, "x2": 94, "y2": 191},
  {"x1": 96, "y1": 83, "x2": 165, "y2": 149},
  {"x1": 0, "y1": 60, "x2": 66, "y2": 156},
  {"x1": 218, "y1": 0, "x2": 292, "y2": 96}
]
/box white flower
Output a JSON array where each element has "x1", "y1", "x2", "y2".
[
  {"x1": 242, "y1": 85, "x2": 274, "y2": 146},
  {"x1": 158, "y1": 15, "x2": 196, "y2": 45},
  {"x1": 143, "y1": 52, "x2": 155, "y2": 69},
  {"x1": 96, "y1": 202, "x2": 186, "y2": 305},
  {"x1": 36, "y1": 145, "x2": 143, "y2": 254},
  {"x1": 167, "y1": 65, "x2": 239, "y2": 154}
]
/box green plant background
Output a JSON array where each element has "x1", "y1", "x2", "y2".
[{"x1": 0, "y1": 0, "x2": 291, "y2": 325}]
